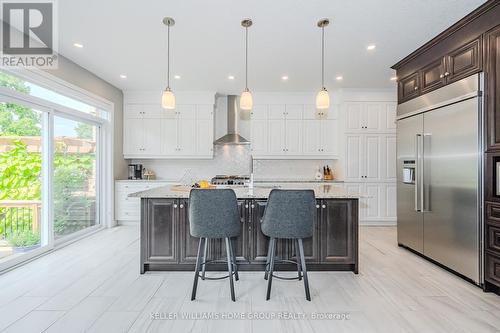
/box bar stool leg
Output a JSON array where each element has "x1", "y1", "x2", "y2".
[
  {"x1": 264, "y1": 237, "x2": 272, "y2": 280},
  {"x1": 225, "y1": 237, "x2": 236, "y2": 301},
  {"x1": 191, "y1": 237, "x2": 205, "y2": 301},
  {"x1": 266, "y1": 238, "x2": 276, "y2": 300},
  {"x1": 295, "y1": 239, "x2": 302, "y2": 281},
  {"x1": 298, "y1": 238, "x2": 311, "y2": 301},
  {"x1": 201, "y1": 238, "x2": 208, "y2": 280},
  {"x1": 229, "y1": 238, "x2": 239, "y2": 281}
]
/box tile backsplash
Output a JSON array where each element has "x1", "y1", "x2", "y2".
[{"x1": 131, "y1": 145, "x2": 337, "y2": 181}]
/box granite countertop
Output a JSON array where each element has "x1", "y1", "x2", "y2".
[{"x1": 129, "y1": 183, "x2": 362, "y2": 199}]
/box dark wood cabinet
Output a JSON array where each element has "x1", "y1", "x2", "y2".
[
  {"x1": 320, "y1": 200, "x2": 358, "y2": 269},
  {"x1": 420, "y1": 58, "x2": 446, "y2": 94},
  {"x1": 179, "y1": 199, "x2": 249, "y2": 263},
  {"x1": 486, "y1": 253, "x2": 500, "y2": 286},
  {"x1": 141, "y1": 199, "x2": 178, "y2": 272},
  {"x1": 140, "y1": 197, "x2": 358, "y2": 273},
  {"x1": 398, "y1": 72, "x2": 420, "y2": 103},
  {"x1": 486, "y1": 25, "x2": 500, "y2": 151},
  {"x1": 447, "y1": 38, "x2": 482, "y2": 83},
  {"x1": 397, "y1": 38, "x2": 481, "y2": 102}
]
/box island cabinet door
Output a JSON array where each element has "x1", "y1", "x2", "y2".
[
  {"x1": 320, "y1": 199, "x2": 357, "y2": 263},
  {"x1": 143, "y1": 198, "x2": 179, "y2": 264},
  {"x1": 249, "y1": 200, "x2": 319, "y2": 263},
  {"x1": 249, "y1": 200, "x2": 293, "y2": 262},
  {"x1": 179, "y1": 199, "x2": 249, "y2": 263}
]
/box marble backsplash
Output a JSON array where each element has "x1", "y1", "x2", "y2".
[{"x1": 131, "y1": 145, "x2": 339, "y2": 182}]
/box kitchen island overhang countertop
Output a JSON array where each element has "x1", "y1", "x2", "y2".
[{"x1": 130, "y1": 183, "x2": 360, "y2": 274}]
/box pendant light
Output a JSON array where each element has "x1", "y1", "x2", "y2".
[
  {"x1": 161, "y1": 17, "x2": 175, "y2": 109},
  {"x1": 240, "y1": 19, "x2": 253, "y2": 111},
  {"x1": 316, "y1": 18, "x2": 330, "y2": 110}
]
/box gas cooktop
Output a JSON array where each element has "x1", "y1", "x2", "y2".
[{"x1": 210, "y1": 175, "x2": 250, "y2": 185}]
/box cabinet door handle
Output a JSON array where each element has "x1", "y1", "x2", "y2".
[
  {"x1": 440, "y1": 74, "x2": 444, "y2": 78},
  {"x1": 251, "y1": 204, "x2": 255, "y2": 209},
  {"x1": 173, "y1": 204, "x2": 178, "y2": 208},
  {"x1": 179, "y1": 204, "x2": 184, "y2": 209},
  {"x1": 322, "y1": 204, "x2": 326, "y2": 209},
  {"x1": 444, "y1": 72, "x2": 450, "y2": 76},
  {"x1": 414, "y1": 86, "x2": 419, "y2": 90},
  {"x1": 316, "y1": 204, "x2": 320, "y2": 209},
  {"x1": 245, "y1": 204, "x2": 249, "y2": 208}
]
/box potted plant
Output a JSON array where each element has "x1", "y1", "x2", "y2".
[{"x1": 7, "y1": 231, "x2": 41, "y2": 253}]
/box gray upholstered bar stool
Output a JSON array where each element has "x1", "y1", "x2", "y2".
[
  {"x1": 261, "y1": 189, "x2": 316, "y2": 301},
  {"x1": 189, "y1": 189, "x2": 240, "y2": 302}
]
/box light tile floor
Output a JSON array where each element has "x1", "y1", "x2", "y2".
[{"x1": 0, "y1": 226, "x2": 499, "y2": 333}]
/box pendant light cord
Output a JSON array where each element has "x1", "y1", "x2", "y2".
[
  {"x1": 167, "y1": 24, "x2": 170, "y2": 89},
  {"x1": 245, "y1": 26, "x2": 248, "y2": 90},
  {"x1": 321, "y1": 26, "x2": 325, "y2": 88}
]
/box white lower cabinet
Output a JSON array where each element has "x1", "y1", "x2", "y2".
[
  {"x1": 115, "y1": 181, "x2": 173, "y2": 222},
  {"x1": 344, "y1": 182, "x2": 396, "y2": 224}
]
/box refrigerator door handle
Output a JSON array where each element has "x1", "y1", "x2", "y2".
[
  {"x1": 415, "y1": 134, "x2": 422, "y2": 212},
  {"x1": 422, "y1": 133, "x2": 431, "y2": 212}
]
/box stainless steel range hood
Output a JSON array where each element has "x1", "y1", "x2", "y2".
[{"x1": 213, "y1": 95, "x2": 250, "y2": 145}]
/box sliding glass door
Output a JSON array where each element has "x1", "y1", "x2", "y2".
[
  {"x1": 0, "y1": 70, "x2": 107, "y2": 270},
  {"x1": 0, "y1": 103, "x2": 48, "y2": 265},
  {"x1": 53, "y1": 117, "x2": 99, "y2": 241}
]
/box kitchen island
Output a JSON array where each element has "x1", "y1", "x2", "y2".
[{"x1": 130, "y1": 184, "x2": 359, "y2": 274}]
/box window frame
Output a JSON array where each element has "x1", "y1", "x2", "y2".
[{"x1": 0, "y1": 68, "x2": 114, "y2": 271}]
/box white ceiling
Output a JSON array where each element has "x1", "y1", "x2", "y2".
[{"x1": 57, "y1": 0, "x2": 485, "y2": 94}]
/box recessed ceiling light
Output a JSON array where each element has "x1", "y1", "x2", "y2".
[
  {"x1": 281, "y1": 75, "x2": 289, "y2": 81},
  {"x1": 119, "y1": 74, "x2": 127, "y2": 79},
  {"x1": 174, "y1": 75, "x2": 181, "y2": 79},
  {"x1": 336, "y1": 75, "x2": 343, "y2": 81},
  {"x1": 228, "y1": 75, "x2": 235, "y2": 80},
  {"x1": 366, "y1": 44, "x2": 376, "y2": 51},
  {"x1": 73, "y1": 43, "x2": 83, "y2": 48},
  {"x1": 390, "y1": 76, "x2": 398, "y2": 81}
]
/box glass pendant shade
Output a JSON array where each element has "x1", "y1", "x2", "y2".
[
  {"x1": 161, "y1": 88, "x2": 175, "y2": 109},
  {"x1": 240, "y1": 89, "x2": 253, "y2": 111},
  {"x1": 316, "y1": 87, "x2": 330, "y2": 110}
]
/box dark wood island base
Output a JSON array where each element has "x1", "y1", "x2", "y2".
[{"x1": 139, "y1": 197, "x2": 358, "y2": 274}]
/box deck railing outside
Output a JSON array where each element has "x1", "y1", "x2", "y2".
[{"x1": 0, "y1": 200, "x2": 40, "y2": 238}]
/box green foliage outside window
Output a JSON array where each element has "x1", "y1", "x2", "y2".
[{"x1": 0, "y1": 72, "x2": 96, "y2": 242}]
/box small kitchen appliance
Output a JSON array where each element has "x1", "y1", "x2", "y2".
[{"x1": 128, "y1": 164, "x2": 144, "y2": 180}]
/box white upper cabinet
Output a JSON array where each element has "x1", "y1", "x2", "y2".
[
  {"x1": 250, "y1": 119, "x2": 268, "y2": 155},
  {"x1": 321, "y1": 120, "x2": 338, "y2": 155},
  {"x1": 285, "y1": 120, "x2": 303, "y2": 155},
  {"x1": 249, "y1": 103, "x2": 339, "y2": 158},
  {"x1": 345, "y1": 133, "x2": 396, "y2": 182},
  {"x1": 250, "y1": 105, "x2": 268, "y2": 120},
  {"x1": 123, "y1": 102, "x2": 214, "y2": 159},
  {"x1": 125, "y1": 104, "x2": 163, "y2": 119},
  {"x1": 302, "y1": 120, "x2": 321, "y2": 154},
  {"x1": 142, "y1": 119, "x2": 163, "y2": 155},
  {"x1": 344, "y1": 102, "x2": 397, "y2": 132},
  {"x1": 268, "y1": 119, "x2": 286, "y2": 154},
  {"x1": 285, "y1": 105, "x2": 303, "y2": 120},
  {"x1": 161, "y1": 118, "x2": 178, "y2": 155},
  {"x1": 268, "y1": 105, "x2": 286, "y2": 120}
]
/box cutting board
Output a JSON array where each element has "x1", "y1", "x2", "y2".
[{"x1": 170, "y1": 185, "x2": 216, "y2": 192}]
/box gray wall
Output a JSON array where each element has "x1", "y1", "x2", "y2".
[{"x1": 44, "y1": 56, "x2": 126, "y2": 180}]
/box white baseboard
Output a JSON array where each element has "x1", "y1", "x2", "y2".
[{"x1": 117, "y1": 220, "x2": 140, "y2": 226}]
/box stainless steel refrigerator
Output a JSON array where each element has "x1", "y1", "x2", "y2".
[{"x1": 397, "y1": 73, "x2": 483, "y2": 284}]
